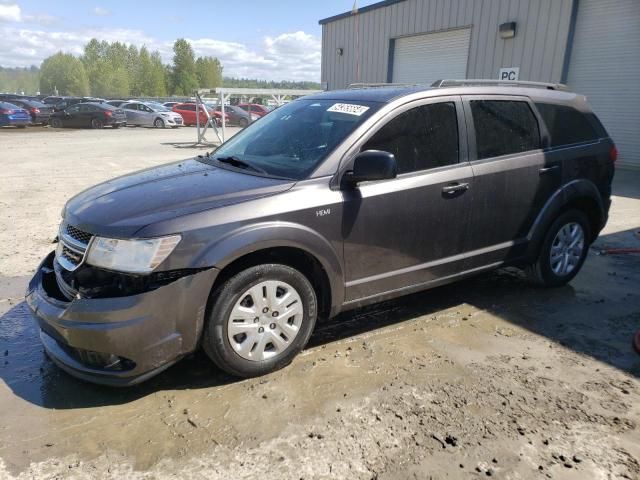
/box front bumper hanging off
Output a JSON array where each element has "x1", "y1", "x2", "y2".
[{"x1": 26, "y1": 252, "x2": 217, "y2": 386}]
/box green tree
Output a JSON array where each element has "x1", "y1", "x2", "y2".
[
  {"x1": 40, "y1": 52, "x2": 89, "y2": 95},
  {"x1": 171, "y1": 38, "x2": 198, "y2": 95},
  {"x1": 195, "y1": 56, "x2": 223, "y2": 88},
  {"x1": 136, "y1": 47, "x2": 167, "y2": 96}
]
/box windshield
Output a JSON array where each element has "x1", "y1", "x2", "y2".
[{"x1": 209, "y1": 99, "x2": 380, "y2": 180}]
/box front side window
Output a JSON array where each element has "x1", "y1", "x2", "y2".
[
  {"x1": 535, "y1": 103, "x2": 601, "y2": 147},
  {"x1": 66, "y1": 105, "x2": 80, "y2": 113},
  {"x1": 208, "y1": 99, "x2": 381, "y2": 180},
  {"x1": 470, "y1": 100, "x2": 540, "y2": 160},
  {"x1": 362, "y1": 102, "x2": 459, "y2": 174}
]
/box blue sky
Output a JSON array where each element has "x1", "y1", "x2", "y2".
[{"x1": 0, "y1": 0, "x2": 376, "y2": 81}]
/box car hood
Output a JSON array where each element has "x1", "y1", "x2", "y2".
[{"x1": 64, "y1": 158, "x2": 295, "y2": 237}]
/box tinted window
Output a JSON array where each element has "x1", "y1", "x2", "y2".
[
  {"x1": 362, "y1": 102, "x2": 459, "y2": 174},
  {"x1": 181, "y1": 104, "x2": 196, "y2": 111},
  {"x1": 66, "y1": 105, "x2": 80, "y2": 113},
  {"x1": 535, "y1": 103, "x2": 601, "y2": 147},
  {"x1": 470, "y1": 100, "x2": 540, "y2": 159}
]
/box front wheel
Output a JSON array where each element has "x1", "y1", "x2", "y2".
[
  {"x1": 526, "y1": 209, "x2": 591, "y2": 287},
  {"x1": 154, "y1": 118, "x2": 165, "y2": 128},
  {"x1": 203, "y1": 264, "x2": 317, "y2": 377},
  {"x1": 50, "y1": 118, "x2": 62, "y2": 128}
]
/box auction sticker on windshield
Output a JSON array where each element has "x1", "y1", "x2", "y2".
[{"x1": 327, "y1": 103, "x2": 370, "y2": 116}]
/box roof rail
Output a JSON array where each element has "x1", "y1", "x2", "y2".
[
  {"x1": 348, "y1": 82, "x2": 423, "y2": 89},
  {"x1": 431, "y1": 79, "x2": 568, "y2": 91}
]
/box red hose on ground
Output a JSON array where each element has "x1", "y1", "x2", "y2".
[{"x1": 604, "y1": 248, "x2": 640, "y2": 254}]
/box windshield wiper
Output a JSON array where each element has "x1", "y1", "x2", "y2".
[{"x1": 214, "y1": 155, "x2": 269, "y2": 175}]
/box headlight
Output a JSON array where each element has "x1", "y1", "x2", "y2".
[{"x1": 86, "y1": 235, "x2": 181, "y2": 274}]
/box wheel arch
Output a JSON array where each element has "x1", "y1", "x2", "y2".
[
  {"x1": 526, "y1": 179, "x2": 606, "y2": 258},
  {"x1": 193, "y1": 222, "x2": 344, "y2": 318}
]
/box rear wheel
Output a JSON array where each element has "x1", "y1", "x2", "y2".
[
  {"x1": 49, "y1": 118, "x2": 62, "y2": 128},
  {"x1": 203, "y1": 264, "x2": 317, "y2": 377},
  {"x1": 154, "y1": 118, "x2": 165, "y2": 128},
  {"x1": 526, "y1": 209, "x2": 590, "y2": 287},
  {"x1": 91, "y1": 118, "x2": 104, "y2": 129},
  {"x1": 238, "y1": 117, "x2": 249, "y2": 128},
  {"x1": 112, "y1": 124, "x2": 120, "y2": 129}
]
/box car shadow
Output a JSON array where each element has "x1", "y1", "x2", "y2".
[{"x1": 0, "y1": 226, "x2": 637, "y2": 410}]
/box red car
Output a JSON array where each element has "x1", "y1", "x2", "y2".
[
  {"x1": 238, "y1": 103, "x2": 272, "y2": 117},
  {"x1": 172, "y1": 103, "x2": 228, "y2": 126}
]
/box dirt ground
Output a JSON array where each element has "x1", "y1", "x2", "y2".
[{"x1": 0, "y1": 126, "x2": 638, "y2": 480}]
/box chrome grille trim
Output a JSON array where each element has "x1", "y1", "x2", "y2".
[{"x1": 56, "y1": 223, "x2": 94, "y2": 271}]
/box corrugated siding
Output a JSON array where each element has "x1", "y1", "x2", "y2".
[
  {"x1": 392, "y1": 28, "x2": 471, "y2": 84},
  {"x1": 321, "y1": 0, "x2": 574, "y2": 90},
  {"x1": 566, "y1": 0, "x2": 640, "y2": 168}
]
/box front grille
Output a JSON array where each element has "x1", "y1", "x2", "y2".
[
  {"x1": 56, "y1": 223, "x2": 93, "y2": 271},
  {"x1": 64, "y1": 224, "x2": 92, "y2": 245}
]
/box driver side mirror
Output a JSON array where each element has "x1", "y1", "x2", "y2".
[{"x1": 343, "y1": 150, "x2": 397, "y2": 186}]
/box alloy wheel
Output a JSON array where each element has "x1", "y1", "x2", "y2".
[{"x1": 549, "y1": 222, "x2": 585, "y2": 276}]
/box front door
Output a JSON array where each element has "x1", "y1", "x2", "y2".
[
  {"x1": 342, "y1": 97, "x2": 473, "y2": 302},
  {"x1": 461, "y1": 96, "x2": 561, "y2": 268},
  {"x1": 63, "y1": 105, "x2": 82, "y2": 127}
]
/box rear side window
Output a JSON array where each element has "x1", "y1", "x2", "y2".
[
  {"x1": 534, "y1": 103, "x2": 601, "y2": 147},
  {"x1": 470, "y1": 100, "x2": 540, "y2": 159},
  {"x1": 363, "y1": 102, "x2": 459, "y2": 174}
]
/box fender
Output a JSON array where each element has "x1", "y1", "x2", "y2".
[
  {"x1": 191, "y1": 221, "x2": 345, "y2": 313},
  {"x1": 525, "y1": 179, "x2": 605, "y2": 258}
]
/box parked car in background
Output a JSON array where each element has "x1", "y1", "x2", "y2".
[
  {"x1": 172, "y1": 103, "x2": 226, "y2": 126},
  {"x1": 121, "y1": 101, "x2": 183, "y2": 128},
  {"x1": 0, "y1": 101, "x2": 31, "y2": 128},
  {"x1": 5, "y1": 98, "x2": 53, "y2": 125},
  {"x1": 49, "y1": 102, "x2": 126, "y2": 129},
  {"x1": 238, "y1": 103, "x2": 272, "y2": 117},
  {"x1": 106, "y1": 100, "x2": 127, "y2": 108},
  {"x1": 51, "y1": 97, "x2": 106, "y2": 112},
  {"x1": 214, "y1": 105, "x2": 255, "y2": 127},
  {"x1": 162, "y1": 101, "x2": 181, "y2": 109}
]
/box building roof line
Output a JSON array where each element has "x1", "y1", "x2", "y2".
[{"x1": 318, "y1": 0, "x2": 407, "y2": 25}]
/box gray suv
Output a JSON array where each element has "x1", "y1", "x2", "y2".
[{"x1": 27, "y1": 80, "x2": 616, "y2": 385}]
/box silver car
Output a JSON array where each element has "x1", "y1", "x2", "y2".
[{"x1": 121, "y1": 101, "x2": 183, "y2": 128}]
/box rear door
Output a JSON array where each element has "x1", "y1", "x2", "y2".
[
  {"x1": 342, "y1": 97, "x2": 473, "y2": 301},
  {"x1": 462, "y1": 95, "x2": 560, "y2": 267}
]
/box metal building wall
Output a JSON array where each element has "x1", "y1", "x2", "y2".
[{"x1": 321, "y1": 0, "x2": 574, "y2": 90}]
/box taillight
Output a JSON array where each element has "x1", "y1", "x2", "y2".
[
  {"x1": 609, "y1": 145, "x2": 618, "y2": 164},
  {"x1": 0, "y1": 108, "x2": 14, "y2": 114},
  {"x1": 104, "y1": 110, "x2": 113, "y2": 117},
  {"x1": 30, "y1": 108, "x2": 40, "y2": 113}
]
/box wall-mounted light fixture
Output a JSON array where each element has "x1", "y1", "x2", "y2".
[
  {"x1": 499, "y1": 22, "x2": 517, "y2": 39},
  {"x1": 336, "y1": 47, "x2": 344, "y2": 56}
]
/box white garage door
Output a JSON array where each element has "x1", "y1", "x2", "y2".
[
  {"x1": 392, "y1": 28, "x2": 471, "y2": 85},
  {"x1": 566, "y1": 0, "x2": 640, "y2": 169}
]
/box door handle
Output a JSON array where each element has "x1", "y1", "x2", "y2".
[
  {"x1": 441, "y1": 182, "x2": 470, "y2": 196},
  {"x1": 539, "y1": 165, "x2": 560, "y2": 175}
]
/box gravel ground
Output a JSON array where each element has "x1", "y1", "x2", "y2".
[{"x1": 0, "y1": 126, "x2": 638, "y2": 479}]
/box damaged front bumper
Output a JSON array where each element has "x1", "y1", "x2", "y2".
[{"x1": 26, "y1": 252, "x2": 218, "y2": 386}]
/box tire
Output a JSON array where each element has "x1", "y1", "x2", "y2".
[
  {"x1": 238, "y1": 117, "x2": 249, "y2": 128},
  {"x1": 154, "y1": 118, "x2": 165, "y2": 128},
  {"x1": 203, "y1": 264, "x2": 318, "y2": 377},
  {"x1": 50, "y1": 118, "x2": 62, "y2": 128},
  {"x1": 526, "y1": 209, "x2": 591, "y2": 287},
  {"x1": 16, "y1": 125, "x2": 27, "y2": 129},
  {"x1": 91, "y1": 118, "x2": 104, "y2": 129},
  {"x1": 112, "y1": 124, "x2": 120, "y2": 129}
]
